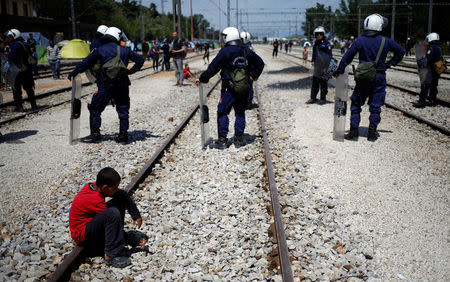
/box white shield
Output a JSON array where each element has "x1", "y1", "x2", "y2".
[
  {"x1": 69, "y1": 76, "x2": 82, "y2": 145},
  {"x1": 333, "y1": 70, "x2": 349, "y2": 142}
]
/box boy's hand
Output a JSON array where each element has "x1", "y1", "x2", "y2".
[
  {"x1": 134, "y1": 218, "x2": 143, "y2": 229},
  {"x1": 195, "y1": 79, "x2": 200, "y2": 86}
]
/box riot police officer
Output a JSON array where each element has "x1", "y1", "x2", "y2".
[
  {"x1": 68, "y1": 27, "x2": 144, "y2": 144},
  {"x1": 6, "y1": 29, "x2": 37, "y2": 112},
  {"x1": 306, "y1": 26, "x2": 332, "y2": 105},
  {"x1": 334, "y1": 14, "x2": 405, "y2": 142},
  {"x1": 414, "y1": 32, "x2": 443, "y2": 108},
  {"x1": 195, "y1": 27, "x2": 264, "y2": 149},
  {"x1": 240, "y1": 31, "x2": 257, "y2": 109},
  {"x1": 90, "y1": 25, "x2": 108, "y2": 51}
]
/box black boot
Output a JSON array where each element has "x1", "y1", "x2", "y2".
[
  {"x1": 413, "y1": 100, "x2": 426, "y2": 108},
  {"x1": 344, "y1": 125, "x2": 359, "y2": 141},
  {"x1": 234, "y1": 135, "x2": 244, "y2": 148},
  {"x1": 316, "y1": 99, "x2": 326, "y2": 105},
  {"x1": 367, "y1": 127, "x2": 378, "y2": 142},
  {"x1": 305, "y1": 98, "x2": 317, "y2": 104},
  {"x1": 82, "y1": 129, "x2": 102, "y2": 143},
  {"x1": 210, "y1": 137, "x2": 228, "y2": 150},
  {"x1": 116, "y1": 131, "x2": 128, "y2": 144}
]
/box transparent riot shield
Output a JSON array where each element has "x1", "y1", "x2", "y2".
[
  {"x1": 69, "y1": 76, "x2": 82, "y2": 145},
  {"x1": 333, "y1": 70, "x2": 349, "y2": 142},
  {"x1": 199, "y1": 83, "x2": 212, "y2": 148},
  {"x1": 414, "y1": 42, "x2": 430, "y2": 85},
  {"x1": 313, "y1": 50, "x2": 331, "y2": 78}
]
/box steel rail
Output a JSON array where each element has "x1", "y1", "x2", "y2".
[
  {"x1": 255, "y1": 82, "x2": 294, "y2": 282},
  {"x1": 47, "y1": 78, "x2": 221, "y2": 282}
]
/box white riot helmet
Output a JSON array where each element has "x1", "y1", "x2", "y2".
[
  {"x1": 105, "y1": 27, "x2": 122, "y2": 42},
  {"x1": 425, "y1": 32, "x2": 439, "y2": 42},
  {"x1": 96, "y1": 25, "x2": 108, "y2": 35},
  {"x1": 240, "y1": 31, "x2": 251, "y2": 44},
  {"x1": 350, "y1": 35, "x2": 355, "y2": 40},
  {"x1": 313, "y1": 26, "x2": 325, "y2": 36},
  {"x1": 222, "y1": 27, "x2": 240, "y2": 43},
  {"x1": 6, "y1": 29, "x2": 21, "y2": 39},
  {"x1": 364, "y1": 14, "x2": 388, "y2": 31}
]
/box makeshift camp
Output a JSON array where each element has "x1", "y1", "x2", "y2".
[{"x1": 60, "y1": 39, "x2": 90, "y2": 59}]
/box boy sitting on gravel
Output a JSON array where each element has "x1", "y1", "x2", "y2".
[{"x1": 69, "y1": 167, "x2": 147, "y2": 268}]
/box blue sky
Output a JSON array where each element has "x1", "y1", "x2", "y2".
[{"x1": 137, "y1": 0, "x2": 341, "y2": 38}]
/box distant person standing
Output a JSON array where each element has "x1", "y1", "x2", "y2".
[
  {"x1": 405, "y1": 37, "x2": 413, "y2": 57},
  {"x1": 151, "y1": 42, "x2": 160, "y2": 72},
  {"x1": 160, "y1": 41, "x2": 170, "y2": 71},
  {"x1": 142, "y1": 40, "x2": 150, "y2": 61},
  {"x1": 203, "y1": 42, "x2": 210, "y2": 65},
  {"x1": 288, "y1": 41, "x2": 293, "y2": 53},
  {"x1": 27, "y1": 33, "x2": 38, "y2": 78},
  {"x1": 272, "y1": 39, "x2": 279, "y2": 57},
  {"x1": 46, "y1": 40, "x2": 61, "y2": 79},
  {"x1": 302, "y1": 46, "x2": 308, "y2": 63},
  {"x1": 284, "y1": 41, "x2": 288, "y2": 53},
  {"x1": 306, "y1": 26, "x2": 332, "y2": 105},
  {"x1": 170, "y1": 31, "x2": 185, "y2": 86},
  {"x1": 414, "y1": 33, "x2": 444, "y2": 108},
  {"x1": 6, "y1": 29, "x2": 37, "y2": 112},
  {"x1": 340, "y1": 39, "x2": 346, "y2": 54}
]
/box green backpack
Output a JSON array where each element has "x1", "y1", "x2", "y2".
[
  {"x1": 229, "y1": 48, "x2": 249, "y2": 95},
  {"x1": 102, "y1": 45, "x2": 128, "y2": 83},
  {"x1": 354, "y1": 37, "x2": 385, "y2": 83}
]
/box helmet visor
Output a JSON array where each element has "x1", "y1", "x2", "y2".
[{"x1": 381, "y1": 16, "x2": 388, "y2": 28}]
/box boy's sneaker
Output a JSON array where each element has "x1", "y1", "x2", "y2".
[{"x1": 104, "y1": 256, "x2": 131, "y2": 268}]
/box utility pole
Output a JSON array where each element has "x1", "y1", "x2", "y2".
[
  {"x1": 357, "y1": 3, "x2": 361, "y2": 37},
  {"x1": 190, "y1": 0, "x2": 194, "y2": 40},
  {"x1": 177, "y1": 0, "x2": 182, "y2": 37},
  {"x1": 161, "y1": 0, "x2": 166, "y2": 38},
  {"x1": 227, "y1": 0, "x2": 230, "y2": 26},
  {"x1": 172, "y1": 0, "x2": 176, "y2": 32},
  {"x1": 139, "y1": 0, "x2": 145, "y2": 41},
  {"x1": 428, "y1": 0, "x2": 433, "y2": 33},
  {"x1": 235, "y1": 0, "x2": 238, "y2": 29},
  {"x1": 391, "y1": 0, "x2": 396, "y2": 40},
  {"x1": 70, "y1": 0, "x2": 76, "y2": 38}
]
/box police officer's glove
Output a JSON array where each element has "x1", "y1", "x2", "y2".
[
  {"x1": 67, "y1": 72, "x2": 75, "y2": 81},
  {"x1": 332, "y1": 71, "x2": 340, "y2": 78},
  {"x1": 385, "y1": 63, "x2": 391, "y2": 69},
  {"x1": 127, "y1": 69, "x2": 134, "y2": 75}
]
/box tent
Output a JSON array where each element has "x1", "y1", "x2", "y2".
[
  {"x1": 60, "y1": 39, "x2": 90, "y2": 59},
  {"x1": 35, "y1": 45, "x2": 48, "y2": 63},
  {"x1": 21, "y1": 32, "x2": 50, "y2": 47}
]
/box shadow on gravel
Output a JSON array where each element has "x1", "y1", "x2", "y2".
[
  {"x1": 101, "y1": 130, "x2": 161, "y2": 142},
  {"x1": 267, "y1": 66, "x2": 310, "y2": 74},
  {"x1": 235, "y1": 133, "x2": 262, "y2": 147},
  {"x1": 0, "y1": 130, "x2": 38, "y2": 144},
  {"x1": 346, "y1": 127, "x2": 393, "y2": 138},
  {"x1": 268, "y1": 76, "x2": 337, "y2": 91}
]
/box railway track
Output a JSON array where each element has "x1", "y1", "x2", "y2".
[
  {"x1": 47, "y1": 78, "x2": 294, "y2": 281},
  {"x1": 0, "y1": 52, "x2": 215, "y2": 126},
  {"x1": 269, "y1": 47, "x2": 450, "y2": 136}
]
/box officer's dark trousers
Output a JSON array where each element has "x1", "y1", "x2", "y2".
[
  {"x1": 82, "y1": 190, "x2": 131, "y2": 257},
  {"x1": 310, "y1": 76, "x2": 328, "y2": 100},
  {"x1": 419, "y1": 72, "x2": 439, "y2": 103},
  {"x1": 272, "y1": 49, "x2": 278, "y2": 57},
  {"x1": 13, "y1": 70, "x2": 36, "y2": 108},
  {"x1": 90, "y1": 82, "x2": 130, "y2": 132},
  {"x1": 350, "y1": 73, "x2": 386, "y2": 128},
  {"x1": 217, "y1": 88, "x2": 247, "y2": 138},
  {"x1": 163, "y1": 55, "x2": 170, "y2": 70}
]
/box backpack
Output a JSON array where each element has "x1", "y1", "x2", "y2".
[
  {"x1": 228, "y1": 47, "x2": 249, "y2": 95},
  {"x1": 102, "y1": 45, "x2": 128, "y2": 83},
  {"x1": 18, "y1": 41, "x2": 37, "y2": 71},
  {"x1": 354, "y1": 36, "x2": 385, "y2": 83}
]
